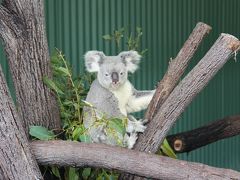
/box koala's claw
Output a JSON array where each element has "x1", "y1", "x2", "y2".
[
  {"x1": 126, "y1": 133, "x2": 138, "y2": 149},
  {"x1": 126, "y1": 116, "x2": 147, "y2": 133}
]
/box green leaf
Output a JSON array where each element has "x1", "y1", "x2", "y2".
[
  {"x1": 73, "y1": 103, "x2": 80, "y2": 110},
  {"x1": 29, "y1": 126, "x2": 55, "y2": 140},
  {"x1": 63, "y1": 100, "x2": 73, "y2": 106},
  {"x1": 108, "y1": 118, "x2": 126, "y2": 136},
  {"x1": 50, "y1": 50, "x2": 61, "y2": 64},
  {"x1": 43, "y1": 76, "x2": 64, "y2": 95},
  {"x1": 61, "y1": 111, "x2": 72, "y2": 119},
  {"x1": 136, "y1": 27, "x2": 142, "y2": 34},
  {"x1": 72, "y1": 127, "x2": 82, "y2": 140},
  {"x1": 102, "y1": 34, "x2": 112, "y2": 40},
  {"x1": 140, "y1": 49, "x2": 148, "y2": 56},
  {"x1": 79, "y1": 134, "x2": 92, "y2": 143},
  {"x1": 51, "y1": 166, "x2": 61, "y2": 179},
  {"x1": 68, "y1": 167, "x2": 79, "y2": 180},
  {"x1": 82, "y1": 168, "x2": 91, "y2": 179},
  {"x1": 56, "y1": 67, "x2": 70, "y2": 76},
  {"x1": 160, "y1": 139, "x2": 177, "y2": 159}
]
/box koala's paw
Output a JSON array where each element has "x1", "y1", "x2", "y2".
[
  {"x1": 126, "y1": 117, "x2": 147, "y2": 133},
  {"x1": 126, "y1": 133, "x2": 138, "y2": 149}
]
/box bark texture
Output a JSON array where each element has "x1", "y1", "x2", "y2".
[
  {"x1": 120, "y1": 22, "x2": 212, "y2": 180},
  {"x1": 0, "y1": 66, "x2": 43, "y2": 179},
  {"x1": 167, "y1": 115, "x2": 240, "y2": 153},
  {"x1": 0, "y1": 0, "x2": 60, "y2": 133},
  {"x1": 134, "y1": 34, "x2": 240, "y2": 153},
  {"x1": 145, "y1": 22, "x2": 212, "y2": 121},
  {"x1": 121, "y1": 34, "x2": 240, "y2": 180},
  {"x1": 31, "y1": 140, "x2": 240, "y2": 180}
]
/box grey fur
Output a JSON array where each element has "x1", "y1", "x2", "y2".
[
  {"x1": 83, "y1": 50, "x2": 155, "y2": 148},
  {"x1": 83, "y1": 80, "x2": 125, "y2": 146}
]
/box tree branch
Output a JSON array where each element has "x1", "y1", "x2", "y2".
[
  {"x1": 134, "y1": 33, "x2": 240, "y2": 153},
  {"x1": 122, "y1": 34, "x2": 240, "y2": 180},
  {"x1": 120, "y1": 22, "x2": 212, "y2": 180},
  {"x1": 31, "y1": 140, "x2": 240, "y2": 180},
  {"x1": 145, "y1": 22, "x2": 212, "y2": 121},
  {"x1": 0, "y1": 65, "x2": 42, "y2": 179},
  {"x1": 167, "y1": 115, "x2": 240, "y2": 153}
]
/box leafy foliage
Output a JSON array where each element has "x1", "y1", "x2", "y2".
[{"x1": 103, "y1": 27, "x2": 148, "y2": 55}]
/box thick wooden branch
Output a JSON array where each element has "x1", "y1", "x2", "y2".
[
  {"x1": 134, "y1": 34, "x2": 240, "y2": 153},
  {"x1": 0, "y1": 0, "x2": 61, "y2": 133},
  {"x1": 167, "y1": 115, "x2": 240, "y2": 153},
  {"x1": 30, "y1": 140, "x2": 240, "y2": 180},
  {"x1": 122, "y1": 34, "x2": 240, "y2": 180},
  {"x1": 145, "y1": 22, "x2": 212, "y2": 121},
  {"x1": 120, "y1": 22, "x2": 212, "y2": 180},
  {"x1": 0, "y1": 66, "x2": 43, "y2": 179}
]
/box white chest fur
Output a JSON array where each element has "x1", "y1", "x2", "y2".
[{"x1": 110, "y1": 81, "x2": 132, "y2": 116}]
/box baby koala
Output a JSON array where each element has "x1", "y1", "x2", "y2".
[{"x1": 83, "y1": 50, "x2": 155, "y2": 148}]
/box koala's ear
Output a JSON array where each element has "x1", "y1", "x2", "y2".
[
  {"x1": 84, "y1": 51, "x2": 105, "y2": 72},
  {"x1": 118, "y1": 51, "x2": 141, "y2": 73}
]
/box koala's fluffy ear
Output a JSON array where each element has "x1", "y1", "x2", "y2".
[
  {"x1": 84, "y1": 51, "x2": 105, "y2": 72},
  {"x1": 118, "y1": 51, "x2": 141, "y2": 73}
]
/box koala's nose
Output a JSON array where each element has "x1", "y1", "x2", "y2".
[{"x1": 111, "y1": 72, "x2": 119, "y2": 84}]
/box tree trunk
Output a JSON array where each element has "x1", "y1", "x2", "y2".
[
  {"x1": 167, "y1": 115, "x2": 240, "y2": 153},
  {"x1": 0, "y1": 0, "x2": 61, "y2": 134},
  {"x1": 31, "y1": 140, "x2": 240, "y2": 180},
  {"x1": 0, "y1": 66, "x2": 43, "y2": 179}
]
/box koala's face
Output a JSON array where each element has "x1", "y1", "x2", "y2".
[
  {"x1": 97, "y1": 57, "x2": 128, "y2": 90},
  {"x1": 85, "y1": 51, "x2": 141, "y2": 90}
]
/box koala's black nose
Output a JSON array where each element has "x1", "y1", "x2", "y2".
[{"x1": 111, "y1": 72, "x2": 119, "y2": 84}]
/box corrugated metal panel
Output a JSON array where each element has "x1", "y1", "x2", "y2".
[{"x1": 0, "y1": 0, "x2": 239, "y2": 171}]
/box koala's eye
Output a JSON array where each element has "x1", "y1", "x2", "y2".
[
  {"x1": 120, "y1": 72, "x2": 124, "y2": 76},
  {"x1": 105, "y1": 73, "x2": 109, "y2": 77}
]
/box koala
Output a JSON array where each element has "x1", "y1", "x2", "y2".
[{"x1": 83, "y1": 50, "x2": 155, "y2": 148}]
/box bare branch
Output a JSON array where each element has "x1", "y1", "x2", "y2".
[
  {"x1": 145, "y1": 22, "x2": 212, "y2": 121},
  {"x1": 134, "y1": 33, "x2": 240, "y2": 153},
  {"x1": 120, "y1": 22, "x2": 212, "y2": 180},
  {"x1": 31, "y1": 140, "x2": 240, "y2": 180},
  {"x1": 167, "y1": 115, "x2": 240, "y2": 153}
]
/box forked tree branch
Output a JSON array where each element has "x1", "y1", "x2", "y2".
[
  {"x1": 145, "y1": 22, "x2": 212, "y2": 121},
  {"x1": 119, "y1": 22, "x2": 212, "y2": 180},
  {"x1": 31, "y1": 140, "x2": 240, "y2": 180},
  {"x1": 167, "y1": 115, "x2": 240, "y2": 153},
  {"x1": 121, "y1": 34, "x2": 240, "y2": 179},
  {"x1": 134, "y1": 34, "x2": 240, "y2": 154}
]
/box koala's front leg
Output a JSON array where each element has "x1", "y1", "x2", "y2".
[
  {"x1": 126, "y1": 89, "x2": 155, "y2": 113},
  {"x1": 125, "y1": 115, "x2": 148, "y2": 148}
]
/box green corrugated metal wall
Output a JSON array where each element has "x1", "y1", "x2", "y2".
[{"x1": 0, "y1": 0, "x2": 240, "y2": 171}]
